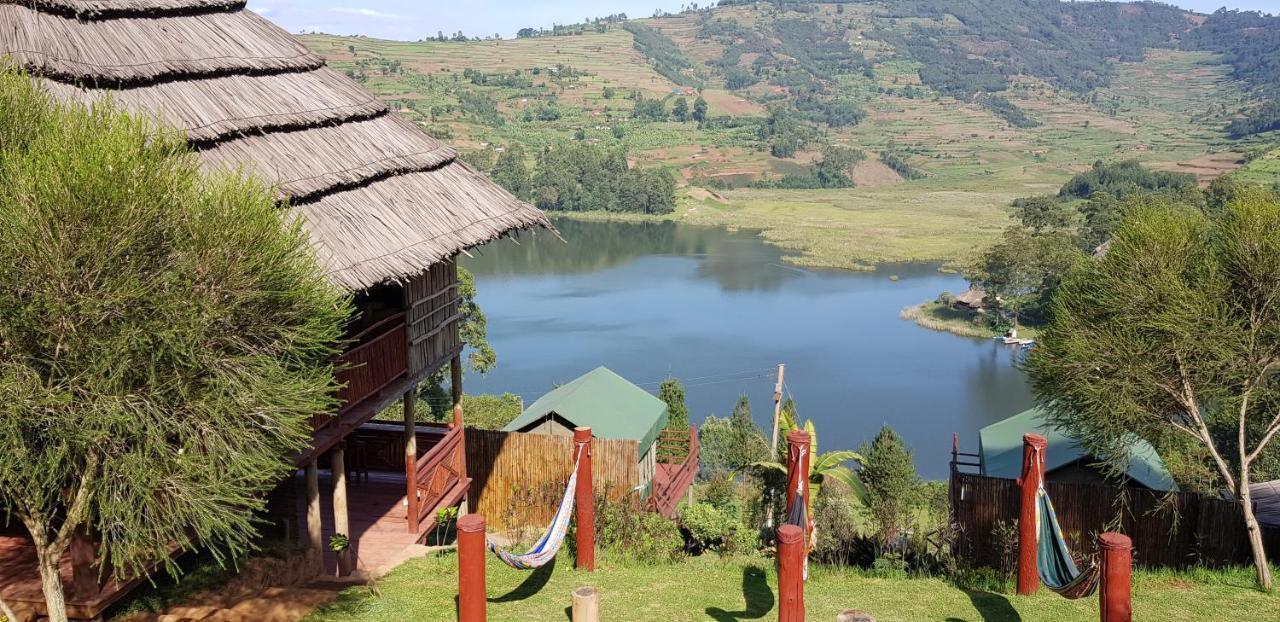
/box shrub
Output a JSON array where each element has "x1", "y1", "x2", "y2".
[
  {"x1": 680, "y1": 502, "x2": 746, "y2": 555},
  {"x1": 860, "y1": 426, "x2": 919, "y2": 548},
  {"x1": 595, "y1": 497, "x2": 684, "y2": 564}
]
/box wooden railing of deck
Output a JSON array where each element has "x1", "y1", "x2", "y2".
[
  {"x1": 410, "y1": 410, "x2": 469, "y2": 533},
  {"x1": 648, "y1": 427, "x2": 699, "y2": 518},
  {"x1": 317, "y1": 313, "x2": 408, "y2": 431}
]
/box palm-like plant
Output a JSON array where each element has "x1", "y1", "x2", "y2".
[{"x1": 753, "y1": 408, "x2": 867, "y2": 505}]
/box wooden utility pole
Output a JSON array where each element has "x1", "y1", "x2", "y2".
[
  {"x1": 769, "y1": 364, "x2": 786, "y2": 454},
  {"x1": 767, "y1": 364, "x2": 785, "y2": 526}
]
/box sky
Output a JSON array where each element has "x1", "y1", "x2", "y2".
[{"x1": 246, "y1": 0, "x2": 1278, "y2": 41}]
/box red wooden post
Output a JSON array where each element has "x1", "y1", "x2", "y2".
[
  {"x1": 574, "y1": 426, "x2": 595, "y2": 572},
  {"x1": 1099, "y1": 532, "x2": 1133, "y2": 622},
  {"x1": 785, "y1": 430, "x2": 811, "y2": 519},
  {"x1": 1017, "y1": 433, "x2": 1048, "y2": 596},
  {"x1": 457, "y1": 514, "x2": 486, "y2": 622},
  {"x1": 777, "y1": 524, "x2": 805, "y2": 622}
]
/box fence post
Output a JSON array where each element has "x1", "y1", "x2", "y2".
[
  {"x1": 457, "y1": 514, "x2": 486, "y2": 622},
  {"x1": 1099, "y1": 532, "x2": 1132, "y2": 622},
  {"x1": 785, "y1": 430, "x2": 812, "y2": 527},
  {"x1": 778, "y1": 524, "x2": 805, "y2": 622},
  {"x1": 1017, "y1": 433, "x2": 1048, "y2": 596},
  {"x1": 574, "y1": 427, "x2": 595, "y2": 572}
]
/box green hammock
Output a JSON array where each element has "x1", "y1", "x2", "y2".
[{"x1": 1036, "y1": 485, "x2": 1100, "y2": 599}]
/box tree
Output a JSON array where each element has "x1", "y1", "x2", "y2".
[
  {"x1": 659, "y1": 378, "x2": 690, "y2": 431},
  {"x1": 966, "y1": 226, "x2": 1084, "y2": 326},
  {"x1": 490, "y1": 146, "x2": 532, "y2": 200},
  {"x1": 672, "y1": 97, "x2": 690, "y2": 122},
  {"x1": 692, "y1": 96, "x2": 709, "y2": 122},
  {"x1": 1012, "y1": 195, "x2": 1075, "y2": 232},
  {"x1": 1027, "y1": 189, "x2": 1280, "y2": 589},
  {"x1": 699, "y1": 396, "x2": 769, "y2": 475},
  {"x1": 859, "y1": 426, "x2": 918, "y2": 547},
  {"x1": 0, "y1": 71, "x2": 350, "y2": 621}
]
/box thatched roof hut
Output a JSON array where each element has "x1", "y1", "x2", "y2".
[{"x1": 0, "y1": 0, "x2": 552, "y2": 291}]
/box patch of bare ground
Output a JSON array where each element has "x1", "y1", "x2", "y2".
[
  {"x1": 1150, "y1": 152, "x2": 1246, "y2": 184},
  {"x1": 687, "y1": 187, "x2": 730, "y2": 203},
  {"x1": 850, "y1": 159, "x2": 904, "y2": 188}
]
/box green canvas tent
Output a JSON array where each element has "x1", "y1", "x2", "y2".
[
  {"x1": 504, "y1": 367, "x2": 669, "y2": 461},
  {"x1": 979, "y1": 407, "x2": 1177, "y2": 491}
]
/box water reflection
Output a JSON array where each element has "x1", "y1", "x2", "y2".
[{"x1": 464, "y1": 218, "x2": 1033, "y2": 479}]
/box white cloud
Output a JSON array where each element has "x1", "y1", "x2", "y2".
[{"x1": 331, "y1": 7, "x2": 399, "y2": 19}]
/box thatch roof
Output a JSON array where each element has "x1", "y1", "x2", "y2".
[{"x1": 1, "y1": 1, "x2": 551, "y2": 290}]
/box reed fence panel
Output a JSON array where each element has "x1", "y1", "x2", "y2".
[
  {"x1": 951, "y1": 471, "x2": 1280, "y2": 569},
  {"x1": 465, "y1": 429, "x2": 640, "y2": 531}
]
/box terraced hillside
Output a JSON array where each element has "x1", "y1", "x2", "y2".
[{"x1": 298, "y1": 1, "x2": 1278, "y2": 270}]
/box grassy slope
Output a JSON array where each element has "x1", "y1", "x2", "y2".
[
  {"x1": 299, "y1": 4, "x2": 1276, "y2": 271},
  {"x1": 305, "y1": 552, "x2": 1279, "y2": 622}
]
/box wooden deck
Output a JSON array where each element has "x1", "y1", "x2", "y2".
[
  {"x1": 0, "y1": 535, "x2": 149, "y2": 621},
  {"x1": 298, "y1": 469, "x2": 439, "y2": 577}
]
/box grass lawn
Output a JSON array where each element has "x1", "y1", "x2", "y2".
[{"x1": 304, "y1": 552, "x2": 1279, "y2": 622}]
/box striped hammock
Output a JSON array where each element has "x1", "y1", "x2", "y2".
[
  {"x1": 1036, "y1": 484, "x2": 1100, "y2": 599},
  {"x1": 487, "y1": 445, "x2": 583, "y2": 570},
  {"x1": 784, "y1": 446, "x2": 810, "y2": 582}
]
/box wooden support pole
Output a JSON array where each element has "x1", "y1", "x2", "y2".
[
  {"x1": 405, "y1": 387, "x2": 420, "y2": 534},
  {"x1": 306, "y1": 458, "x2": 323, "y2": 570},
  {"x1": 332, "y1": 443, "x2": 353, "y2": 577},
  {"x1": 769, "y1": 364, "x2": 786, "y2": 454},
  {"x1": 571, "y1": 586, "x2": 600, "y2": 622},
  {"x1": 1017, "y1": 433, "x2": 1048, "y2": 596},
  {"x1": 451, "y1": 354, "x2": 464, "y2": 408},
  {"x1": 1099, "y1": 532, "x2": 1133, "y2": 622},
  {"x1": 777, "y1": 524, "x2": 805, "y2": 622},
  {"x1": 457, "y1": 514, "x2": 487, "y2": 622},
  {"x1": 573, "y1": 427, "x2": 595, "y2": 572}
]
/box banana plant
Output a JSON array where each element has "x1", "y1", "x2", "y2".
[{"x1": 752, "y1": 408, "x2": 868, "y2": 505}]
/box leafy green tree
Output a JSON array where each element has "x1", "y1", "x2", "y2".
[
  {"x1": 659, "y1": 378, "x2": 690, "y2": 430},
  {"x1": 490, "y1": 146, "x2": 532, "y2": 201},
  {"x1": 699, "y1": 396, "x2": 769, "y2": 475},
  {"x1": 672, "y1": 97, "x2": 690, "y2": 122},
  {"x1": 0, "y1": 71, "x2": 350, "y2": 622},
  {"x1": 966, "y1": 227, "x2": 1084, "y2": 326},
  {"x1": 1027, "y1": 189, "x2": 1280, "y2": 589},
  {"x1": 692, "y1": 96, "x2": 709, "y2": 122},
  {"x1": 1012, "y1": 195, "x2": 1075, "y2": 232},
  {"x1": 1076, "y1": 192, "x2": 1124, "y2": 252},
  {"x1": 859, "y1": 426, "x2": 919, "y2": 547}
]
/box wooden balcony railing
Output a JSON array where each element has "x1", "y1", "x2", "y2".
[
  {"x1": 648, "y1": 427, "x2": 699, "y2": 519},
  {"x1": 409, "y1": 407, "x2": 470, "y2": 533},
  {"x1": 327, "y1": 313, "x2": 407, "y2": 427}
]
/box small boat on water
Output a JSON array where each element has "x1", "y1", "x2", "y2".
[{"x1": 998, "y1": 336, "x2": 1036, "y2": 347}]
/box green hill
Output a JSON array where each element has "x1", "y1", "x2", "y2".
[{"x1": 297, "y1": 1, "x2": 1279, "y2": 270}]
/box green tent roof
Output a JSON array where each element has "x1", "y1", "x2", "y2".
[
  {"x1": 503, "y1": 367, "x2": 668, "y2": 460},
  {"x1": 979, "y1": 407, "x2": 1177, "y2": 491}
]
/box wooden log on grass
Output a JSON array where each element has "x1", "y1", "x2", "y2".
[{"x1": 571, "y1": 586, "x2": 600, "y2": 622}]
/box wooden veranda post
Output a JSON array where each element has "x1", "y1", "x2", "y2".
[
  {"x1": 457, "y1": 514, "x2": 487, "y2": 622},
  {"x1": 305, "y1": 458, "x2": 323, "y2": 570},
  {"x1": 777, "y1": 524, "x2": 805, "y2": 622},
  {"x1": 574, "y1": 427, "x2": 595, "y2": 572},
  {"x1": 452, "y1": 355, "x2": 469, "y2": 514},
  {"x1": 1099, "y1": 532, "x2": 1133, "y2": 622},
  {"x1": 332, "y1": 443, "x2": 353, "y2": 576},
  {"x1": 1017, "y1": 433, "x2": 1048, "y2": 596},
  {"x1": 404, "y1": 386, "x2": 420, "y2": 534}
]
